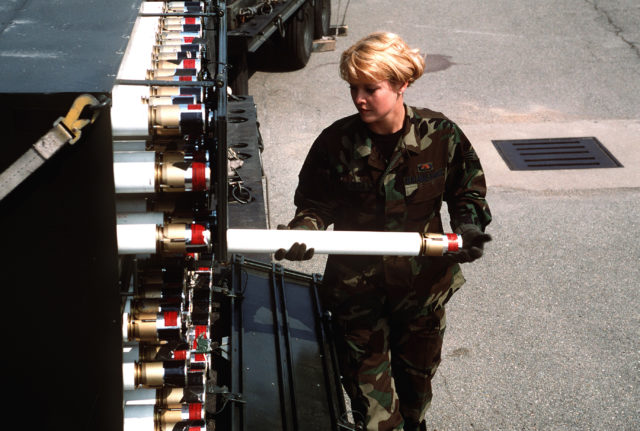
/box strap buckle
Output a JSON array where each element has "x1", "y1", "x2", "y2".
[{"x1": 53, "y1": 94, "x2": 102, "y2": 144}]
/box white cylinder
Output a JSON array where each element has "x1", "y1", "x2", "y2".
[
  {"x1": 111, "y1": 3, "x2": 161, "y2": 137},
  {"x1": 122, "y1": 313, "x2": 131, "y2": 342},
  {"x1": 124, "y1": 389, "x2": 157, "y2": 406},
  {"x1": 123, "y1": 405, "x2": 155, "y2": 431},
  {"x1": 117, "y1": 224, "x2": 158, "y2": 255},
  {"x1": 122, "y1": 344, "x2": 139, "y2": 363},
  {"x1": 111, "y1": 85, "x2": 151, "y2": 137},
  {"x1": 117, "y1": 212, "x2": 164, "y2": 226},
  {"x1": 117, "y1": 3, "x2": 162, "y2": 79},
  {"x1": 113, "y1": 140, "x2": 147, "y2": 152},
  {"x1": 123, "y1": 296, "x2": 132, "y2": 314},
  {"x1": 114, "y1": 151, "x2": 156, "y2": 193},
  {"x1": 122, "y1": 361, "x2": 137, "y2": 391},
  {"x1": 115, "y1": 196, "x2": 148, "y2": 213},
  {"x1": 226, "y1": 229, "x2": 423, "y2": 256}
]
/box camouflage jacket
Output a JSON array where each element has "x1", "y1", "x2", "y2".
[{"x1": 288, "y1": 106, "x2": 492, "y2": 306}]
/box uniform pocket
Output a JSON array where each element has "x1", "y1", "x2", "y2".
[
  {"x1": 404, "y1": 174, "x2": 445, "y2": 223},
  {"x1": 404, "y1": 175, "x2": 445, "y2": 202}
]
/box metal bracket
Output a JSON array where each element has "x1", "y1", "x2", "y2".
[
  {"x1": 206, "y1": 384, "x2": 246, "y2": 404},
  {"x1": 275, "y1": 14, "x2": 285, "y2": 37},
  {"x1": 139, "y1": 12, "x2": 222, "y2": 17},
  {"x1": 211, "y1": 283, "x2": 236, "y2": 297},
  {"x1": 115, "y1": 79, "x2": 219, "y2": 88}
]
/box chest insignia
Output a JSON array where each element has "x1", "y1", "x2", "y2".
[{"x1": 404, "y1": 168, "x2": 444, "y2": 185}]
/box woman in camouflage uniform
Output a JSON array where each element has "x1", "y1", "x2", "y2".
[{"x1": 276, "y1": 32, "x2": 492, "y2": 431}]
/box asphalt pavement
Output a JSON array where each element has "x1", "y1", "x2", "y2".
[{"x1": 247, "y1": 0, "x2": 639, "y2": 429}]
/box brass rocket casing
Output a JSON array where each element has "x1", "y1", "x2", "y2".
[
  {"x1": 156, "y1": 387, "x2": 186, "y2": 408},
  {"x1": 140, "y1": 345, "x2": 163, "y2": 361},
  {"x1": 156, "y1": 409, "x2": 184, "y2": 431},
  {"x1": 161, "y1": 17, "x2": 190, "y2": 26},
  {"x1": 161, "y1": 223, "x2": 187, "y2": 253},
  {"x1": 151, "y1": 86, "x2": 181, "y2": 97},
  {"x1": 137, "y1": 284, "x2": 164, "y2": 299},
  {"x1": 151, "y1": 105, "x2": 181, "y2": 128},
  {"x1": 160, "y1": 152, "x2": 187, "y2": 190},
  {"x1": 421, "y1": 233, "x2": 447, "y2": 256},
  {"x1": 147, "y1": 69, "x2": 180, "y2": 80},
  {"x1": 132, "y1": 299, "x2": 164, "y2": 315},
  {"x1": 139, "y1": 361, "x2": 165, "y2": 387},
  {"x1": 130, "y1": 317, "x2": 159, "y2": 342}
]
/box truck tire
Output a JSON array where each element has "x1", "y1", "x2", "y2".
[
  {"x1": 313, "y1": 0, "x2": 331, "y2": 38},
  {"x1": 279, "y1": 1, "x2": 313, "y2": 70}
]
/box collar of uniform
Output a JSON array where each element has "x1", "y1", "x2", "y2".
[
  {"x1": 351, "y1": 106, "x2": 420, "y2": 160},
  {"x1": 402, "y1": 105, "x2": 422, "y2": 155},
  {"x1": 351, "y1": 118, "x2": 373, "y2": 160}
]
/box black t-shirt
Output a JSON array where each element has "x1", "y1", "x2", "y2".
[{"x1": 370, "y1": 128, "x2": 403, "y2": 163}]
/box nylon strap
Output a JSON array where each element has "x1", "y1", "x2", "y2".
[
  {"x1": 0, "y1": 123, "x2": 74, "y2": 201},
  {"x1": 0, "y1": 94, "x2": 101, "y2": 202}
]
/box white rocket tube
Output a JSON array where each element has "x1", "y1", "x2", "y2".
[
  {"x1": 111, "y1": 3, "x2": 163, "y2": 137},
  {"x1": 123, "y1": 405, "x2": 155, "y2": 431},
  {"x1": 117, "y1": 222, "x2": 210, "y2": 255},
  {"x1": 111, "y1": 85, "x2": 150, "y2": 137},
  {"x1": 117, "y1": 224, "x2": 158, "y2": 255},
  {"x1": 113, "y1": 151, "x2": 156, "y2": 193},
  {"x1": 115, "y1": 196, "x2": 148, "y2": 213},
  {"x1": 124, "y1": 389, "x2": 157, "y2": 406},
  {"x1": 113, "y1": 141, "x2": 147, "y2": 152},
  {"x1": 117, "y1": 212, "x2": 164, "y2": 226},
  {"x1": 226, "y1": 229, "x2": 462, "y2": 256},
  {"x1": 227, "y1": 229, "x2": 420, "y2": 256}
]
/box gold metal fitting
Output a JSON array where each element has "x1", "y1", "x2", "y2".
[
  {"x1": 156, "y1": 387, "x2": 186, "y2": 408},
  {"x1": 149, "y1": 105, "x2": 181, "y2": 136},
  {"x1": 161, "y1": 223, "x2": 188, "y2": 254},
  {"x1": 151, "y1": 86, "x2": 181, "y2": 97},
  {"x1": 156, "y1": 409, "x2": 184, "y2": 431},
  {"x1": 128, "y1": 312, "x2": 160, "y2": 342},
  {"x1": 132, "y1": 299, "x2": 164, "y2": 315},
  {"x1": 420, "y1": 233, "x2": 447, "y2": 256},
  {"x1": 137, "y1": 361, "x2": 165, "y2": 388},
  {"x1": 160, "y1": 152, "x2": 187, "y2": 192}
]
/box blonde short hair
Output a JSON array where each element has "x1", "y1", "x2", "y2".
[{"x1": 340, "y1": 32, "x2": 425, "y2": 86}]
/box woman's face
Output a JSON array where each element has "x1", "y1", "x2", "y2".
[{"x1": 349, "y1": 80, "x2": 408, "y2": 134}]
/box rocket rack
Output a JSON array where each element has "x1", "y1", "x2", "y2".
[
  {"x1": 0, "y1": 0, "x2": 346, "y2": 429},
  {"x1": 112, "y1": 1, "x2": 346, "y2": 431}
]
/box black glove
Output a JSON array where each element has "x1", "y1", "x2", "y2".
[
  {"x1": 444, "y1": 229, "x2": 492, "y2": 263},
  {"x1": 273, "y1": 224, "x2": 315, "y2": 261}
]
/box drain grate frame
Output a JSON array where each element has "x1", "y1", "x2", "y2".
[{"x1": 491, "y1": 137, "x2": 623, "y2": 171}]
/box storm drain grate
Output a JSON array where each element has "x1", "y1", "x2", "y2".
[{"x1": 491, "y1": 137, "x2": 623, "y2": 171}]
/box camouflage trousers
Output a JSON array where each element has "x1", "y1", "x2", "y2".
[{"x1": 323, "y1": 259, "x2": 462, "y2": 431}]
